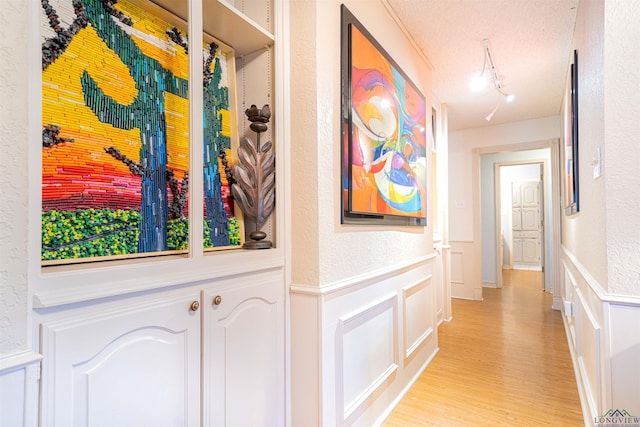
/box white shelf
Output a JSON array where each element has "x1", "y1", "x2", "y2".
[{"x1": 150, "y1": 0, "x2": 274, "y2": 56}]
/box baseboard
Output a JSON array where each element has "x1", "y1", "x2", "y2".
[
  {"x1": 513, "y1": 264, "x2": 542, "y2": 271},
  {"x1": 482, "y1": 281, "x2": 498, "y2": 288}
]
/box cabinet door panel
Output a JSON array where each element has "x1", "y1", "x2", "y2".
[
  {"x1": 513, "y1": 239, "x2": 523, "y2": 262},
  {"x1": 522, "y1": 238, "x2": 541, "y2": 263},
  {"x1": 204, "y1": 275, "x2": 284, "y2": 427},
  {"x1": 512, "y1": 182, "x2": 522, "y2": 207},
  {"x1": 521, "y1": 182, "x2": 540, "y2": 207},
  {"x1": 40, "y1": 293, "x2": 201, "y2": 427},
  {"x1": 521, "y1": 207, "x2": 540, "y2": 230},
  {"x1": 512, "y1": 208, "x2": 522, "y2": 231}
]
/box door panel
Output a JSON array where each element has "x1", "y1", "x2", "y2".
[
  {"x1": 40, "y1": 292, "x2": 201, "y2": 427},
  {"x1": 521, "y1": 182, "x2": 540, "y2": 207},
  {"x1": 512, "y1": 208, "x2": 522, "y2": 231},
  {"x1": 511, "y1": 180, "x2": 542, "y2": 270},
  {"x1": 522, "y1": 238, "x2": 541, "y2": 263},
  {"x1": 521, "y1": 208, "x2": 540, "y2": 230},
  {"x1": 203, "y1": 275, "x2": 284, "y2": 427},
  {"x1": 513, "y1": 238, "x2": 523, "y2": 262}
]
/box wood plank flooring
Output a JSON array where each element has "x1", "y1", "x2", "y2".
[{"x1": 383, "y1": 269, "x2": 584, "y2": 426}]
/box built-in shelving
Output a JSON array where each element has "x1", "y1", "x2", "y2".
[{"x1": 150, "y1": 0, "x2": 274, "y2": 55}]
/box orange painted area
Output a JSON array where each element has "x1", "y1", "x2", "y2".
[{"x1": 351, "y1": 26, "x2": 393, "y2": 82}]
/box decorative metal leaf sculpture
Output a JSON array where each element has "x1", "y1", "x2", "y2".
[
  {"x1": 231, "y1": 104, "x2": 275, "y2": 248},
  {"x1": 232, "y1": 137, "x2": 275, "y2": 226}
]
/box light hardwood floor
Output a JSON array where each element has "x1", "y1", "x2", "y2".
[{"x1": 383, "y1": 269, "x2": 584, "y2": 426}]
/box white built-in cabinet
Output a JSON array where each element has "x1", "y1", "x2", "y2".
[
  {"x1": 33, "y1": 0, "x2": 288, "y2": 425},
  {"x1": 40, "y1": 273, "x2": 284, "y2": 426}
]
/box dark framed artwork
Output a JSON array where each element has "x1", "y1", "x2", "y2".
[
  {"x1": 564, "y1": 49, "x2": 580, "y2": 215},
  {"x1": 341, "y1": 5, "x2": 427, "y2": 226}
]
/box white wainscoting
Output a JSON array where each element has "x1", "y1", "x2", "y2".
[
  {"x1": 450, "y1": 241, "x2": 483, "y2": 300},
  {"x1": 402, "y1": 275, "x2": 434, "y2": 361},
  {"x1": 561, "y1": 246, "x2": 640, "y2": 424},
  {"x1": 290, "y1": 254, "x2": 439, "y2": 427},
  {"x1": 336, "y1": 294, "x2": 399, "y2": 422},
  {"x1": 0, "y1": 351, "x2": 42, "y2": 427},
  {"x1": 606, "y1": 303, "x2": 640, "y2": 416},
  {"x1": 574, "y1": 288, "x2": 602, "y2": 418},
  {"x1": 561, "y1": 249, "x2": 604, "y2": 423}
]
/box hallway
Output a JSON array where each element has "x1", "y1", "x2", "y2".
[{"x1": 383, "y1": 270, "x2": 584, "y2": 426}]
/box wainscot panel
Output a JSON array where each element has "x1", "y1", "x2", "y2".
[
  {"x1": 0, "y1": 351, "x2": 42, "y2": 427},
  {"x1": 291, "y1": 254, "x2": 439, "y2": 427},
  {"x1": 606, "y1": 302, "x2": 640, "y2": 416},
  {"x1": 559, "y1": 246, "x2": 640, "y2": 424}
]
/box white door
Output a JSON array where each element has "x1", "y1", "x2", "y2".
[
  {"x1": 512, "y1": 180, "x2": 542, "y2": 270},
  {"x1": 203, "y1": 275, "x2": 285, "y2": 427},
  {"x1": 40, "y1": 291, "x2": 202, "y2": 427}
]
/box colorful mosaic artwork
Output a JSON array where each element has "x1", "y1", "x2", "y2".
[{"x1": 41, "y1": 0, "x2": 240, "y2": 262}]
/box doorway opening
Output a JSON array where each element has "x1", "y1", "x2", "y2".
[
  {"x1": 478, "y1": 144, "x2": 559, "y2": 302},
  {"x1": 496, "y1": 162, "x2": 545, "y2": 291}
]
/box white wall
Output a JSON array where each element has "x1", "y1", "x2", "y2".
[
  {"x1": 0, "y1": 0, "x2": 30, "y2": 358},
  {"x1": 448, "y1": 116, "x2": 560, "y2": 300},
  {"x1": 560, "y1": 0, "x2": 640, "y2": 421},
  {"x1": 289, "y1": 1, "x2": 440, "y2": 425},
  {"x1": 290, "y1": 0, "x2": 434, "y2": 289},
  {"x1": 602, "y1": 0, "x2": 640, "y2": 296},
  {"x1": 562, "y1": 0, "x2": 608, "y2": 290},
  {"x1": 0, "y1": 2, "x2": 42, "y2": 424}
]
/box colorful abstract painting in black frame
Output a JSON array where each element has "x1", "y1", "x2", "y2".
[{"x1": 340, "y1": 5, "x2": 427, "y2": 226}]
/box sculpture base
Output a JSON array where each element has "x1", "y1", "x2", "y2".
[{"x1": 243, "y1": 240, "x2": 272, "y2": 250}]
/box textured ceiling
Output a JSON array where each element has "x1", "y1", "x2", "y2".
[{"x1": 386, "y1": 0, "x2": 579, "y2": 131}]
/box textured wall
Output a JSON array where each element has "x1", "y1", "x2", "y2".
[
  {"x1": 0, "y1": 0, "x2": 29, "y2": 354},
  {"x1": 289, "y1": 0, "x2": 434, "y2": 287},
  {"x1": 563, "y1": 0, "x2": 608, "y2": 290},
  {"x1": 603, "y1": 0, "x2": 640, "y2": 296},
  {"x1": 289, "y1": 0, "x2": 320, "y2": 287}
]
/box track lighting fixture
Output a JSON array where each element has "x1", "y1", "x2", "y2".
[{"x1": 471, "y1": 39, "x2": 514, "y2": 121}]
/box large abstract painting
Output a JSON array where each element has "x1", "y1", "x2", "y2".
[
  {"x1": 341, "y1": 5, "x2": 427, "y2": 226},
  {"x1": 41, "y1": 0, "x2": 240, "y2": 264}
]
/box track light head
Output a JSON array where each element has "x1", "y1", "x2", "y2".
[{"x1": 474, "y1": 38, "x2": 515, "y2": 121}]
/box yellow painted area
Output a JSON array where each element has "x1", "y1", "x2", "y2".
[
  {"x1": 165, "y1": 92, "x2": 190, "y2": 172},
  {"x1": 219, "y1": 109, "x2": 231, "y2": 137},
  {"x1": 42, "y1": 25, "x2": 140, "y2": 165},
  {"x1": 115, "y1": 0, "x2": 189, "y2": 80}
]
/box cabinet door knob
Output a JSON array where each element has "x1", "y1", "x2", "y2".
[
  {"x1": 190, "y1": 301, "x2": 200, "y2": 312},
  {"x1": 213, "y1": 295, "x2": 222, "y2": 306}
]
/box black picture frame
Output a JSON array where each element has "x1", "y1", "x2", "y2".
[{"x1": 566, "y1": 49, "x2": 580, "y2": 215}]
